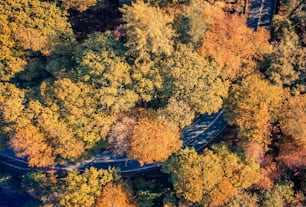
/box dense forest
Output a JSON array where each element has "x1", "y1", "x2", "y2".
[{"x1": 0, "y1": 0, "x2": 305, "y2": 206}]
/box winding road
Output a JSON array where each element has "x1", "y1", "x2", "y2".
[
  {"x1": 0, "y1": 0, "x2": 278, "y2": 175},
  {"x1": 247, "y1": 0, "x2": 277, "y2": 30},
  {"x1": 0, "y1": 110, "x2": 227, "y2": 176}
]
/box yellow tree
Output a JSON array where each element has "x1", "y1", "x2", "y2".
[
  {"x1": 0, "y1": 0, "x2": 74, "y2": 80},
  {"x1": 61, "y1": 0, "x2": 97, "y2": 12},
  {"x1": 0, "y1": 83, "x2": 25, "y2": 132},
  {"x1": 128, "y1": 114, "x2": 182, "y2": 165},
  {"x1": 162, "y1": 144, "x2": 260, "y2": 206},
  {"x1": 60, "y1": 167, "x2": 117, "y2": 207},
  {"x1": 224, "y1": 74, "x2": 284, "y2": 145},
  {"x1": 120, "y1": 0, "x2": 174, "y2": 60},
  {"x1": 8, "y1": 99, "x2": 85, "y2": 166},
  {"x1": 120, "y1": 1, "x2": 175, "y2": 101},
  {"x1": 0, "y1": 14, "x2": 26, "y2": 81}
]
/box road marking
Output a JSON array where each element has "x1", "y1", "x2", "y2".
[{"x1": 182, "y1": 110, "x2": 223, "y2": 144}]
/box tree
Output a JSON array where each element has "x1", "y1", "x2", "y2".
[
  {"x1": 224, "y1": 74, "x2": 284, "y2": 145},
  {"x1": 162, "y1": 148, "x2": 204, "y2": 203},
  {"x1": 162, "y1": 44, "x2": 229, "y2": 115},
  {"x1": 0, "y1": 83, "x2": 25, "y2": 133},
  {"x1": 120, "y1": 1, "x2": 175, "y2": 101},
  {"x1": 74, "y1": 32, "x2": 138, "y2": 113},
  {"x1": 22, "y1": 172, "x2": 60, "y2": 206},
  {"x1": 96, "y1": 182, "x2": 135, "y2": 207},
  {"x1": 0, "y1": 14, "x2": 26, "y2": 81},
  {"x1": 157, "y1": 97, "x2": 195, "y2": 129},
  {"x1": 264, "y1": 34, "x2": 305, "y2": 93},
  {"x1": 260, "y1": 182, "x2": 296, "y2": 207},
  {"x1": 273, "y1": 0, "x2": 305, "y2": 44},
  {"x1": 128, "y1": 114, "x2": 182, "y2": 165},
  {"x1": 108, "y1": 115, "x2": 137, "y2": 156},
  {"x1": 10, "y1": 125, "x2": 54, "y2": 167},
  {"x1": 225, "y1": 190, "x2": 259, "y2": 207},
  {"x1": 174, "y1": 6, "x2": 209, "y2": 48},
  {"x1": 279, "y1": 94, "x2": 306, "y2": 147},
  {"x1": 199, "y1": 5, "x2": 271, "y2": 81},
  {"x1": 130, "y1": 59, "x2": 164, "y2": 102},
  {"x1": 277, "y1": 139, "x2": 306, "y2": 167},
  {"x1": 60, "y1": 167, "x2": 118, "y2": 207},
  {"x1": 9, "y1": 99, "x2": 85, "y2": 166},
  {"x1": 162, "y1": 144, "x2": 260, "y2": 206},
  {"x1": 120, "y1": 0, "x2": 174, "y2": 61},
  {"x1": 61, "y1": 0, "x2": 97, "y2": 12},
  {"x1": 0, "y1": 0, "x2": 74, "y2": 80}
]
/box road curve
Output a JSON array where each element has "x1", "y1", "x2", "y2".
[{"x1": 0, "y1": 110, "x2": 227, "y2": 176}]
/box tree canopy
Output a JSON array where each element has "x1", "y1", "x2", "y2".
[
  {"x1": 162, "y1": 144, "x2": 260, "y2": 206},
  {"x1": 224, "y1": 74, "x2": 284, "y2": 145},
  {"x1": 128, "y1": 113, "x2": 182, "y2": 165},
  {"x1": 0, "y1": 0, "x2": 74, "y2": 81}
]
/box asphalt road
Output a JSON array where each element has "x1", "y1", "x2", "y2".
[
  {"x1": 0, "y1": 110, "x2": 227, "y2": 176},
  {"x1": 247, "y1": 0, "x2": 276, "y2": 30}
]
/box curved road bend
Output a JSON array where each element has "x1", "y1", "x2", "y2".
[{"x1": 0, "y1": 110, "x2": 227, "y2": 176}]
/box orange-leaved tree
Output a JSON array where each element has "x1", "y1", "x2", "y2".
[
  {"x1": 96, "y1": 182, "x2": 135, "y2": 207},
  {"x1": 128, "y1": 114, "x2": 182, "y2": 165},
  {"x1": 199, "y1": 5, "x2": 271, "y2": 81}
]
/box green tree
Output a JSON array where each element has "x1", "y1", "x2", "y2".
[
  {"x1": 226, "y1": 191, "x2": 259, "y2": 207},
  {"x1": 120, "y1": 1, "x2": 175, "y2": 101},
  {"x1": 265, "y1": 33, "x2": 305, "y2": 92},
  {"x1": 22, "y1": 172, "x2": 60, "y2": 206},
  {"x1": 41, "y1": 79, "x2": 117, "y2": 147},
  {"x1": 74, "y1": 32, "x2": 139, "y2": 113},
  {"x1": 157, "y1": 97, "x2": 195, "y2": 129},
  {"x1": 260, "y1": 182, "x2": 296, "y2": 207},
  {"x1": 162, "y1": 44, "x2": 228, "y2": 115},
  {"x1": 174, "y1": 7, "x2": 208, "y2": 48},
  {"x1": 279, "y1": 94, "x2": 306, "y2": 147}
]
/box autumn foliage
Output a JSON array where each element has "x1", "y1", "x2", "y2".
[
  {"x1": 199, "y1": 6, "x2": 271, "y2": 80},
  {"x1": 96, "y1": 183, "x2": 135, "y2": 207},
  {"x1": 0, "y1": 1, "x2": 305, "y2": 206},
  {"x1": 128, "y1": 115, "x2": 182, "y2": 165}
]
